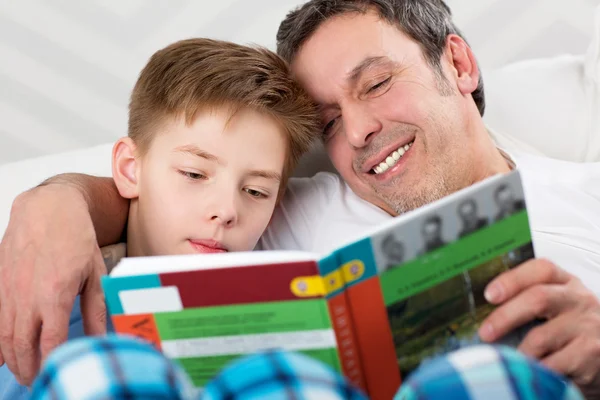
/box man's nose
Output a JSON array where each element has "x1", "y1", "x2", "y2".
[{"x1": 342, "y1": 103, "x2": 382, "y2": 148}]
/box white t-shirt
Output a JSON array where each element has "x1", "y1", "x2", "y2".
[{"x1": 259, "y1": 149, "x2": 600, "y2": 295}]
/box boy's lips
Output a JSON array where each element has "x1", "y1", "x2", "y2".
[{"x1": 188, "y1": 239, "x2": 228, "y2": 254}]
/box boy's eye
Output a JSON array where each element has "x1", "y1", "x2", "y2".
[
  {"x1": 179, "y1": 170, "x2": 206, "y2": 180},
  {"x1": 244, "y1": 188, "x2": 267, "y2": 198}
]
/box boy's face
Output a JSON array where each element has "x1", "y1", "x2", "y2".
[{"x1": 115, "y1": 107, "x2": 286, "y2": 256}]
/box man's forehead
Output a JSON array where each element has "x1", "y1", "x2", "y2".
[{"x1": 290, "y1": 12, "x2": 418, "y2": 98}]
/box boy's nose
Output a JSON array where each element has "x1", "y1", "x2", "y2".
[{"x1": 209, "y1": 206, "x2": 237, "y2": 227}]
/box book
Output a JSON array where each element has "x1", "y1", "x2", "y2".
[{"x1": 102, "y1": 169, "x2": 535, "y2": 400}]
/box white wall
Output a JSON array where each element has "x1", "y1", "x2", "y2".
[{"x1": 0, "y1": 0, "x2": 597, "y2": 165}]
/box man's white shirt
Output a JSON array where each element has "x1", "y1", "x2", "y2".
[{"x1": 259, "y1": 149, "x2": 600, "y2": 295}]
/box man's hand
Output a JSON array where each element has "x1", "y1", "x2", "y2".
[
  {"x1": 479, "y1": 259, "x2": 600, "y2": 397},
  {"x1": 0, "y1": 184, "x2": 108, "y2": 386}
]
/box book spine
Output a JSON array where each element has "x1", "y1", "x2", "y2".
[
  {"x1": 328, "y1": 290, "x2": 366, "y2": 389},
  {"x1": 337, "y1": 242, "x2": 402, "y2": 400},
  {"x1": 319, "y1": 253, "x2": 368, "y2": 393}
]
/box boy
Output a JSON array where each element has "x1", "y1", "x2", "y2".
[
  {"x1": 107, "y1": 37, "x2": 320, "y2": 264},
  {"x1": 0, "y1": 37, "x2": 320, "y2": 399}
]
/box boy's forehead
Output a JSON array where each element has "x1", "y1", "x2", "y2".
[{"x1": 144, "y1": 107, "x2": 285, "y2": 156}]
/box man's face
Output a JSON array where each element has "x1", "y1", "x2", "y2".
[
  {"x1": 459, "y1": 201, "x2": 477, "y2": 222},
  {"x1": 383, "y1": 238, "x2": 404, "y2": 263},
  {"x1": 130, "y1": 108, "x2": 285, "y2": 256},
  {"x1": 291, "y1": 12, "x2": 481, "y2": 215},
  {"x1": 423, "y1": 220, "x2": 442, "y2": 242},
  {"x1": 496, "y1": 187, "x2": 514, "y2": 211}
]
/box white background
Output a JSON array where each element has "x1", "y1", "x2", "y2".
[{"x1": 0, "y1": 0, "x2": 597, "y2": 165}]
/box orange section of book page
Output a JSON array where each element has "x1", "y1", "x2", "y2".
[{"x1": 112, "y1": 314, "x2": 162, "y2": 351}]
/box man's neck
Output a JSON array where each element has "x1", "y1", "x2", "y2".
[{"x1": 470, "y1": 134, "x2": 513, "y2": 185}]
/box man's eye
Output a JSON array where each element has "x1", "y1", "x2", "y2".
[
  {"x1": 323, "y1": 117, "x2": 338, "y2": 135},
  {"x1": 368, "y1": 77, "x2": 391, "y2": 93},
  {"x1": 245, "y1": 188, "x2": 267, "y2": 198},
  {"x1": 179, "y1": 171, "x2": 205, "y2": 180}
]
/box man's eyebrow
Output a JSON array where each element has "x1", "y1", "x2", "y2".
[
  {"x1": 173, "y1": 144, "x2": 222, "y2": 164},
  {"x1": 247, "y1": 170, "x2": 282, "y2": 182},
  {"x1": 347, "y1": 56, "x2": 393, "y2": 84}
]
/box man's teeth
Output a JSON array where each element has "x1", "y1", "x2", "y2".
[{"x1": 373, "y1": 141, "x2": 413, "y2": 174}]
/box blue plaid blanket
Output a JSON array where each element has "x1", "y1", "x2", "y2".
[{"x1": 27, "y1": 334, "x2": 583, "y2": 400}]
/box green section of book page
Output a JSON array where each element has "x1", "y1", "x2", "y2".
[
  {"x1": 381, "y1": 211, "x2": 531, "y2": 306},
  {"x1": 154, "y1": 298, "x2": 331, "y2": 340},
  {"x1": 176, "y1": 348, "x2": 342, "y2": 387}
]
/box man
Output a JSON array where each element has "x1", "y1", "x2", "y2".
[
  {"x1": 420, "y1": 215, "x2": 447, "y2": 253},
  {"x1": 380, "y1": 233, "x2": 405, "y2": 271},
  {"x1": 494, "y1": 183, "x2": 526, "y2": 222},
  {"x1": 457, "y1": 198, "x2": 488, "y2": 238},
  {"x1": 1, "y1": 0, "x2": 600, "y2": 397}
]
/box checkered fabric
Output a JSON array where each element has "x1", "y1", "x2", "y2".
[
  {"x1": 29, "y1": 334, "x2": 197, "y2": 400},
  {"x1": 28, "y1": 334, "x2": 366, "y2": 400},
  {"x1": 395, "y1": 345, "x2": 585, "y2": 400},
  {"x1": 29, "y1": 335, "x2": 584, "y2": 400},
  {"x1": 201, "y1": 349, "x2": 367, "y2": 400}
]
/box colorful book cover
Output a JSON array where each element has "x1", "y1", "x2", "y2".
[
  {"x1": 102, "y1": 170, "x2": 535, "y2": 398},
  {"x1": 102, "y1": 252, "x2": 344, "y2": 388},
  {"x1": 334, "y1": 170, "x2": 534, "y2": 399}
]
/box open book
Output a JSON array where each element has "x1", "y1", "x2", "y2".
[{"x1": 102, "y1": 170, "x2": 534, "y2": 399}]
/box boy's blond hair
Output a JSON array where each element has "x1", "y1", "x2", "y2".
[{"x1": 128, "y1": 38, "x2": 320, "y2": 198}]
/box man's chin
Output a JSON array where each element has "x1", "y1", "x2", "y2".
[{"x1": 379, "y1": 189, "x2": 448, "y2": 216}]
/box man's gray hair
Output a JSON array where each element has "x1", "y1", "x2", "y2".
[{"x1": 276, "y1": 0, "x2": 485, "y2": 116}]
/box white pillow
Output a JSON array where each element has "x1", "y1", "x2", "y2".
[
  {"x1": 484, "y1": 5, "x2": 600, "y2": 162},
  {"x1": 0, "y1": 143, "x2": 114, "y2": 237}
]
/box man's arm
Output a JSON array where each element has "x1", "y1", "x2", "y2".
[
  {"x1": 38, "y1": 173, "x2": 130, "y2": 247},
  {"x1": 34, "y1": 174, "x2": 129, "y2": 247},
  {"x1": 0, "y1": 173, "x2": 129, "y2": 386}
]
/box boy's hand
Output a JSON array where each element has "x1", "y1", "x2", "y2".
[
  {"x1": 479, "y1": 259, "x2": 600, "y2": 397},
  {"x1": 0, "y1": 184, "x2": 107, "y2": 386}
]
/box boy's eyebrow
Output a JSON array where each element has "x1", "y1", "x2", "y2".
[
  {"x1": 248, "y1": 170, "x2": 282, "y2": 182},
  {"x1": 173, "y1": 145, "x2": 222, "y2": 164}
]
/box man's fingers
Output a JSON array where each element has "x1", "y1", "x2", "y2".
[
  {"x1": 81, "y1": 263, "x2": 108, "y2": 337},
  {"x1": 0, "y1": 300, "x2": 4, "y2": 367},
  {"x1": 518, "y1": 312, "x2": 576, "y2": 359},
  {"x1": 0, "y1": 305, "x2": 19, "y2": 381},
  {"x1": 542, "y1": 336, "x2": 600, "y2": 388},
  {"x1": 0, "y1": 246, "x2": 8, "y2": 369},
  {"x1": 479, "y1": 284, "x2": 575, "y2": 342},
  {"x1": 13, "y1": 311, "x2": 41, "y2": 386},
  {"x1": 39, "y1": 300, "x2": 72, "y2": 366},
  {"x1": 484, "y1": 258, "x2": 570, "y2": 305}
]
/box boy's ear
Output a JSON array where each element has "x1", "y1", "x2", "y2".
[
  {"x1": 112, "y1": 137, "x2": 140, "y2": 199},
  {"x1": 444, "y1": 34, "x2": 480, "y2": 96}
]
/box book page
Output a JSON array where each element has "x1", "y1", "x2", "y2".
[{"x1": 111, "y1": 250, "x2": 320, "y2": 277}]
